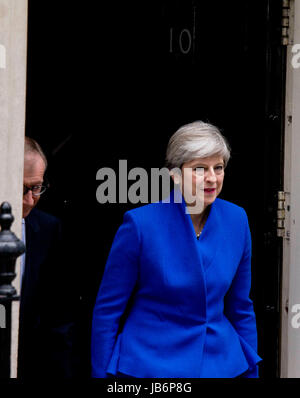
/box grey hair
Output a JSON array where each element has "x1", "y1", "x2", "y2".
[
  {"x1": 165, "y1": 120, "x2": 231, "y2": 169},
  {"x1": 24, "y1": 136, "x2": 48, "y2": 169}
]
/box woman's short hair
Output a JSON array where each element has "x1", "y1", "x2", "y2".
[
  {"x1": 24, "y1": 136, "x2": 48, "y2": 169},
  {"x1": 165, "y1": 120, "x2": 231, "y2": 170}
]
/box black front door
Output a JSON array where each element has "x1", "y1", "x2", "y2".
[{"x1": 26, "y1": 0, "x2": 285, "y2": 378}]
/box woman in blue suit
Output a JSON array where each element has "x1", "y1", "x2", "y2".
[{"x1": 91, "y1": 121, "x2": 262, "y2": 378}]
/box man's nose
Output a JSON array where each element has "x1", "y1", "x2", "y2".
[{"x1": 23, "y1": 190, "x2": 34, "y2": 204}]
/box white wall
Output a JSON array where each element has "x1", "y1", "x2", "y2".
[
  {"x1": 0, "y1": 0, "x2": 28, "y2": 378},
  {"x1": 281, "y1": 0, "x2": 300, "y2": 378}
]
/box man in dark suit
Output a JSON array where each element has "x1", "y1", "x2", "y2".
[{"x1": 17, "y1": 137, "x2": 77, "y2": 378}]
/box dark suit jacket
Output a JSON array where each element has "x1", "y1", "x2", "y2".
[{"x1": 18, "y1": 208, "x2": 76, "y2": 378}]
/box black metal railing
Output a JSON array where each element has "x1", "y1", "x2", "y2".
[{"x1": 0, "y1": 202, "x2": 25, "y2": 378}]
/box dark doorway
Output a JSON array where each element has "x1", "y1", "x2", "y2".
[{"x1": 26, "y1": 0, "x2": 285, "y2": 378}]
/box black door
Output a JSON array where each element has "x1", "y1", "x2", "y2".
[{"x1": 26, "y1": 0, "x2": 285, "y2": 378}]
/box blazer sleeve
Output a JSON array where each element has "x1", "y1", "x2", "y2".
[
  {"x1": 224, "y1": 210, "x2": 260, "y2": 377},
  {"x1": 91, "y1": 211, "x2": 140, "y2": 378}
]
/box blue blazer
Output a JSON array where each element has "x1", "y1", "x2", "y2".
[{"x1": 91, "y1": 189, "x2": 262, "y2": 378}]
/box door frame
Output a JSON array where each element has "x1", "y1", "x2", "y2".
[{"x1": 281, "y1": 0, "x2": 300, "y2": 378}]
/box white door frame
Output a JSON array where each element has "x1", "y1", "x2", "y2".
[
  {"x1": 0, "y1": 0, "x2": 28, "y2": 378},
  {"x1": 281, "y1": 0, "x2": 300, "y2": 378}
]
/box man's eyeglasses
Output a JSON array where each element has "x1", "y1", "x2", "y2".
[{"x1": 23, "y1": 184, "x2": 48, "y2": 196}]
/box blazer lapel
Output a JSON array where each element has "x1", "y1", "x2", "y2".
[
  {"x1": 196, "y1": 199, "x2": 224, "y2": 272},
  {"x1": 21, "y1": 211, "x2": 41, "y2": 304},
  {"x1": 170, "y1": 188, "x2": 223, "y2": 273},
  {"x1": 166, "y1": 188, "x2": 208, "y2": 320}
]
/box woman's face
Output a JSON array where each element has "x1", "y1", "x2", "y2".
[{"x1": 178, "y1": 155, "x2": 225, "y2": 213}]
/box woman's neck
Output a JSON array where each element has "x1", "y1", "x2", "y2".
[{"x1": 190, "y1": 206, "x2": 209, "y2": 237}]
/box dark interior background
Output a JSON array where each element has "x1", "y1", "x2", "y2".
[{"x1": 26, "y1": 0, "x2": 285, "y2": 378}]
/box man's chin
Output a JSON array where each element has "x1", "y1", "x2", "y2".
[{"x1": 23, "y1": 208, "x2": 31, "y2": 218}]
